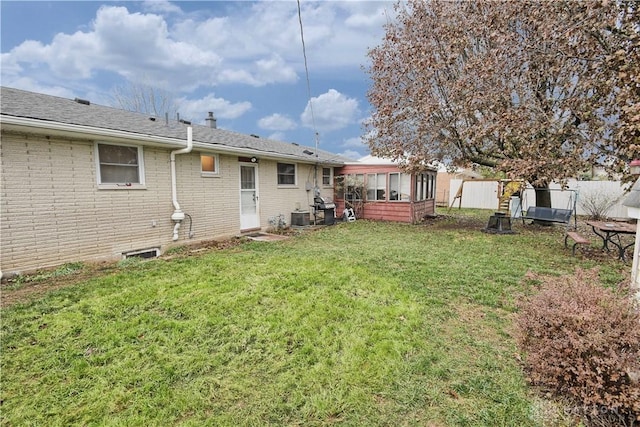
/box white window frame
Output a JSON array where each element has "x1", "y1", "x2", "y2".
[
  {"x1": 322, "y1": 167, "x2": 333, "y2": 187},
  {"x1": 200, "y1": 153, "x2": 220, "y2": 177},
  {"x1": 389, "y1": 172, "x2": 411, "y2": 202},
  {"x1": 367, "y1": 173, "x2": 387, "y2": 201},
  {"x1": 277, "y1": 162, "x2": 297, "y2": 187},
  {"x1": 95, "y1": 142, "x2": 145, "y2": 189},
  {"x1": 415, "y1": 173, "x2": 427, "y2": 201}
]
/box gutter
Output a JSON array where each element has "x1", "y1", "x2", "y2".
[
  {"x1": 0, "y1": 115, "x2": 182, "y2": 148},
  {"x1": 1, "y1": 115, "x2": 347, "y2": 165}
]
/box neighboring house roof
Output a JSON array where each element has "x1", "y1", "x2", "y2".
[
  {"x1": 346, "y1": 154, "x2": 437, "y2": 170},
  {"x1": 354, "y1": 154, "x2": 395, "y2": 165},
  {"x1": 0, "y1": 86, "x2": 351, "y2": 165},
  {"x1": 435, "y1": 162, "x2": 483, "y2": 179}
]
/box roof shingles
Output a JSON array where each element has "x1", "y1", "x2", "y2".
[{"x1": 0, "y1": 86, "x2": 350, "y2": 164}]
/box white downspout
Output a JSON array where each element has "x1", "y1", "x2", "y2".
[{"x1": 170, "y1": 126, "x2": 193, "y2": 241}]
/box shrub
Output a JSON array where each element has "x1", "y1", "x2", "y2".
[
  {"x1": 267, "y1": 213, "x2": 288, "y2": 233},
  {"x1": 578, "y1": 188, "x2": 622, "y2": 220},
  {"x1": 516, "y1": 268, "x2": 640, "y2": 424}
]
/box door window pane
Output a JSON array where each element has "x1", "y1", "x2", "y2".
[{"x1": 241, "y1": 166, "x2": 255, "y2": 190}]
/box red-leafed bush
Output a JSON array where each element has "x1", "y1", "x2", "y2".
[{"x1": 516, "y1": 268, "x2": 640, "y2": 424}]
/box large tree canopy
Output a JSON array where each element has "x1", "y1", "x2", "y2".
[{"x1": 366, "y1": 0, "x2": 639, "y2": 206}]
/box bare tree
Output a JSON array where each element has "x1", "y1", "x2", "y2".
[
  {"x1": 365, "y1": 0, "x2": 638, "y2": 207},
  {"x1": 111, "y1": 78, "x2": 179, "y2": 118}
]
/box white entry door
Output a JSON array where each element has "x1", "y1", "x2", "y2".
[{"x1": 240, "y1": 164, "x2": 260, "y2": 230}]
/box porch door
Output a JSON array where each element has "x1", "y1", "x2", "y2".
[{"x1": 240, "y1": 164, "x2": 260, "y2": 230}]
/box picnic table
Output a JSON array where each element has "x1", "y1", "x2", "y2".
[{"x1": 585, "y1": 220, "x2": 637, "y2": 261}]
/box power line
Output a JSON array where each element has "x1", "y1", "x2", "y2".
[{"x1": 296, "y1": 0, "x2": 319, "y2": 160}]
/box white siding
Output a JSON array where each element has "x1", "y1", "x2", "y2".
[{"x1": 448, "y1": 178, "x2": 630, "y2": 218}]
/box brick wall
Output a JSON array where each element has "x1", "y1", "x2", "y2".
[{"x1": 1, "y1": 132, "x2": 334, "y2": 275}]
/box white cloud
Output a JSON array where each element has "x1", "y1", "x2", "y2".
[
  {"x1": 1, "y1": 5, "x2": 299, "y2": 91},
  {"x1": 0, "y1": 1, "x2": 396, "y2": 156},
  {"x1": 1, "y1": 2, "x2": 394, "y2": 91},
  {"x1": 0, "y1": 75, "x2": 76, "y2": 99},
  {"x1": 177, "y1": 93, "x2": 252, "y2": 122},
  {"x1": 293, "y1": 2, "x2": 393, "y2": 70},
  {"x1": 254, "y1": 55, "x2": 298, "y2": 85},
  {"x1": 343, "y1": 4, "x2": 390, "y2": 29},
  {"x1": 172, "y1": 17, "x2": 230, "y2": 52},
  {"x1": 91, "y1": 6, "x2": 223, "y2": 85},
  {"x1": 338, "y1": 149, "x2": 364, "y2": 160},
  {"x1": 258, "y1": 114, "x2": 297, "y2": 131},
  {"x1": 141, "y1": 0, "x2": 183, "y2": 15},
  {"x1": 267, "y1": 131, "x2": 287, "y2": 141},
  {"x1": 301, "y1": 89, "x2": 360, "y2": 132},
  {"x1": 342, "y1": 136, "x2": 366, "y2": 149}
]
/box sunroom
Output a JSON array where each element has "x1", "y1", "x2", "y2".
[{"x1": 334, "y1": 156, "x2": 437, "y2": 223}]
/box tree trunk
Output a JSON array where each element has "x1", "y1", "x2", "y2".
[
  {"x1": 534, "y1": 184, "x2": 552, "y2": 226},
  {"x1": 534, "y1": 185, "x2": 552, "y2": 208}
]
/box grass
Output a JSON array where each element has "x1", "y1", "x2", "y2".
[{"x1": 0, "y1": 209, "x2": 628, "y2": 426}]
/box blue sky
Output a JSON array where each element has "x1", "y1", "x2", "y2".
[{"x1": 1, "y1": 1, "x2": 395, "y2": 159}]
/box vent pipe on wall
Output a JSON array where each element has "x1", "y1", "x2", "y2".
[{"x1": 170, "y1": 126, "x2": 193, "y2": 241}]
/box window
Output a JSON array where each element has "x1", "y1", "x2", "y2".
[
  {"x1": 415, "y1": 173, "x2": 429, "y2": 201},
  {"x1": 277, "y1": 162, "x2": 296, "y2": 185},
  {"x1": 201, "y1": 154, "x2": 219, "y2": 175},
  {"x1": 335, "y1": 175, "x2": 345, "y2": 199},
  {"x1": 415, "y1": 174, "x2": 423, "y2": 201},
  {"x1": 389, "y1": 172, "x2": 411, "y2": 201},
  {"x1": 345, "y1": 173, "x2": 364, "y2": 201},
  {"x1": 336, "y1": 174, "x2": 364, "y2": 200},
  {"x1": 367, "y1": 173, "x2": 387, "y2": 201},
  {"x1": 429, "y1": 174, "x2": 435, "y2": 199},
  {"x1": 96, "y1": 143, "x2": 144, "y2": 186},
  {"x1": 322, "y1": 167, "x2": 332, "y2": 186}
]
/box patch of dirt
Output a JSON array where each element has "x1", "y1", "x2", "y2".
[
  {"x1": 0, "y1": 261, "x2": 120, "y2": 308},
  {"x1": 1, "y1": 226, "x2": 324, "y2": 308},
  {"x1": 244, "y1": 233, "x2": 291, "y2": 242},
  {"x1": 0, "y1": 237, "x2": 248, "y2": 308},
  {"x1": 421, "y1": 213, "x2": 487, "y2": 231}
]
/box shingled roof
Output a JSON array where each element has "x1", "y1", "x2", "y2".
[{"x1": 0, "y1": 86, "x2": 351, "y2": 165}]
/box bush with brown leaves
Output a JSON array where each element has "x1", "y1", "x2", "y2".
[{"x1": 516, "y1": 268, "x2": 640, "y2": 424}]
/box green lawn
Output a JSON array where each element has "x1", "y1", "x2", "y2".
[{"x1": 0, "y1": 210, "x2": 627, "y2": 426}]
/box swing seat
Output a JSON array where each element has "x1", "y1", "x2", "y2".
[{"x1": 522, "y1": 206, "x2": 572, "y2": 225}]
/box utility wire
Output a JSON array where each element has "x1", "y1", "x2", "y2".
[{"x1": 296, "y1": 0, "x2": 319, "y2": 160}]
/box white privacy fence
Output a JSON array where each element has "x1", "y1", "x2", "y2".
[{"x1": 448, "y1": 179, "x2": 631, "y2": 219}]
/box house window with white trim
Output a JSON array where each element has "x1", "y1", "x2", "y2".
[
  {"x1": 322, "y1": 167, "x2": 332, "y2": 186},
  {"x1": 277, "y1": 162, "x2": 296, "y2": 186},
  {"x1": 97, "y1": 143, "x2": 144, "y2": 186},
  {"x1": 201, "y1": 154, "x2": 219, "y2": 176}
]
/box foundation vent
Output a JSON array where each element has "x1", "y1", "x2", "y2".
[{"x1": 123, "y1": 248, "x2": 160, "y2": 259}]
